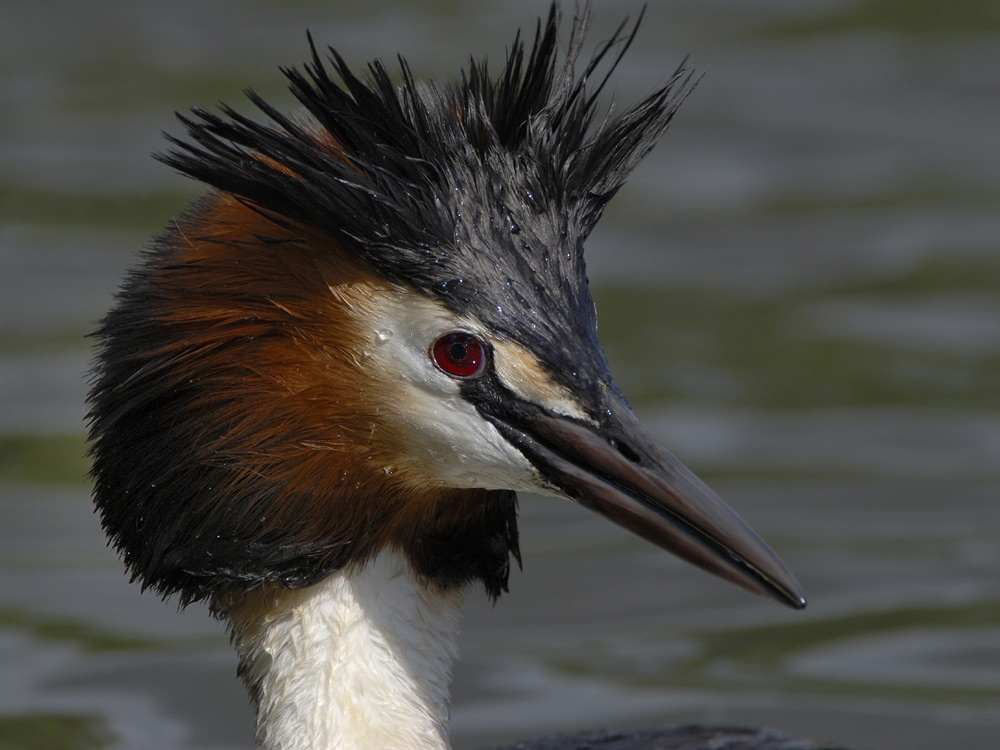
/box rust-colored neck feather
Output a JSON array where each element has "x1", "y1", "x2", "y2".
[{"x1": 88, "y1": 195, "x2": 519, "y2": 607}]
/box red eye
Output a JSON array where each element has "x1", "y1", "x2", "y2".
[{"x1": 432, "y1": 332, "x2": 487, "y2": 378}]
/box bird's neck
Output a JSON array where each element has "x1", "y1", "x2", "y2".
[{"x1": 226, "y1": 549, "x2": 464, "y2": 750}]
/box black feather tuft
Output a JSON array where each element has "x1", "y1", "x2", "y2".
[{"x1": 158, "y1": 1, "x2": 696, "y2": 402}]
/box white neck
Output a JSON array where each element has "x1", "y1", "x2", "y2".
[{"x1": 227, "y1": 550, "x2": 464, "y2": 750}]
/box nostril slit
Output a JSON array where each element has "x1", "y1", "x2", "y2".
[{"x1": 610, "y1": 438, "x2": 641, "y2": 464}]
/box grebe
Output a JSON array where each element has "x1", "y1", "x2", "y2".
[{"x1": 88, "y1": 4, "x2": 806, "y2": 749}]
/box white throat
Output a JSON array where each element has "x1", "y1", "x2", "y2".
[{"x1": 228, "y1": 550, "x2": 464, "y2": 750}]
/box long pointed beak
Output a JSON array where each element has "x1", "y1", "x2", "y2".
[{"x1": 486, "y1": 396, "x2": 806, "y2": 609}]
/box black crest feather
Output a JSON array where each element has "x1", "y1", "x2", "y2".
[{"x1": 160, "y1": 2, "x2": 695, "y2": 398}]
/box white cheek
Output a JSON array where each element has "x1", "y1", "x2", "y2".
[{"x1": 367, "y1": 297, "x2": 543, "y2": 493}]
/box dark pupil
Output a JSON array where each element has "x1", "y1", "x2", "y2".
[{"x1": 448, "y1": 342, "x2": 468, "y2": 362}]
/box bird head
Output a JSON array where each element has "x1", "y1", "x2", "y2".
[{"x1": 88, "y1": 4, "x2": 804, "y2": 611}]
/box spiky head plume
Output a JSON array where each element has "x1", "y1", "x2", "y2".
[{"x1": 161, "y1": 2, "x2": 695, "y2": 402}]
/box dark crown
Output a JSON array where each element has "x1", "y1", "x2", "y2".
[{"x1": 161, "y1": 3, "x2": 695, "y2": 395}]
